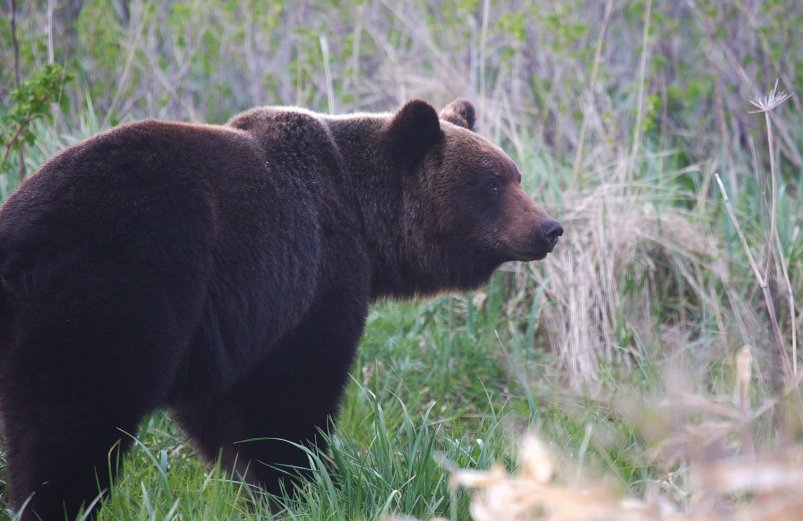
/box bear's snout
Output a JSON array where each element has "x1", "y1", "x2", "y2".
[
  {"x1": 497, "y1": 187, "x2": 562, "y2": 262},
  {"x1": 541, "y1": 219, "x2": 563, "y2": 250}
]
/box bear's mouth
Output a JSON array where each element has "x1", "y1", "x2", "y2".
[
  {"x1": 507, "y1": 235, "x2": 562, "y2": 261},
  {"x1": 506, "y1": 234, "x2": 559, "y2": 261},
  {"x1": 506, "y1": 248, "x2": 550, "y2": 262}
]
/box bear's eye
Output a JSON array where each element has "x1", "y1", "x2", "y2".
[{"x1": 485, "y1": 179, "x2": 501, "y2": 196}]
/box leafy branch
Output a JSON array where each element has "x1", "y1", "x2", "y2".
[{"x1": 0, "y1": 63, "x2": 73, "y2": 182}]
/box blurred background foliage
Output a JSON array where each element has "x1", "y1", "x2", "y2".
[
  {"x1": 2, "y1": 0, "x2": 800, "y2": 170},
  {"x1": 0, "y1": 2, "x2": 801, "y2": 519},
  {"x1": 1, "y1": 0, "x2": 801, "y2": 431}
]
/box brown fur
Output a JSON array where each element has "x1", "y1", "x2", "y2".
[{"x1": 0, "y1": 99, "x2": 560, "y2": 520}]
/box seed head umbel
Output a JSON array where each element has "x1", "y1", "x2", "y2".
[{"x1": 749, "y1": 79, "x2": 792, "y2": 113}]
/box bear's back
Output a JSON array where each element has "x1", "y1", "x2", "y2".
[{"x1": 0, "y1": 118, "x2": 330, "y2": 375}]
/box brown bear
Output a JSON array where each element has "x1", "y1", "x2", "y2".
[{"x1": 0, "y1": 99, "x2": 561, "y2": 520}]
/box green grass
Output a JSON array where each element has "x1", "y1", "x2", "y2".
[
  {"x1": 0, "y1": 289, "x2": 543, "y2": 521},
  {"x1": 2, "y1": 270, "x2": 771, "y2": 520},
  {"x1": 1, "y1": 111, "x2": 800, "y2": 519},
  {"x1": 0, "y1": 156, "x2": 799, "y2": 519},
  {"x1": 2, "y1": 1, "x2": 802, "y2": 517}
]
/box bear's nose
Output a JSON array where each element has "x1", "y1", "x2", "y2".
[{"x1": 541, "y1": 219, "x2": 563, "y2": 248}]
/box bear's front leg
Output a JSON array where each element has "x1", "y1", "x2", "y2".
[{"x1": 173, "y1": 285, "x2": 368, "y2": 499}]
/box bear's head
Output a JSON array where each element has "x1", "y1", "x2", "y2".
[{"x1": 380, "y1": 99, "x2": 562, "y2": 295}]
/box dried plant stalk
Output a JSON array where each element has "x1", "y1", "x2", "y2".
[
  {"x1": 571, "y1": 0, "x2": 614, "y2": 182},
  {"x1": 748, "y1": 81, "x2": 795, "y2": 375},
  {"x1": 713, "y1": 173, "x2": 788, "y2": 373},
  {"x1": 775, "y1": 232, "x2": 797, "y2": 375}
]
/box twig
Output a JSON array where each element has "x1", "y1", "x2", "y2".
[
  {"x1": 16, "y1": 142, "x2": 26, "y2": 182},
  {"x1": 103, "y1": 0, "x2": 146, "y2": 128},
  {"x1": 628, "y1": 0, "x2": 652, "y2": 180},
  {"x1": 320, "y1": 36, "x2": 335, "y2": 114},
  {"x1": 9, "y1": 0, "x2": 27, "y2": 181},
  {"x1": 775, "y1": 232, "x2": 797, "y2": 375},
  {"x1": 1, "y1": 123, "x2": 26, "y2": 165},
  {"x1": 761, "y1": 109, "x2": 777, "y2": 306},
  {"x1": 47, "y1": 0, "x2": 55, "y2": 64},
  {"x1": 571, "y1": 0, "x2": 614, "y2": 182},
  {"x1": 714, "y1": 173, "x2": 789, "y2": 375},
  {"x1": 479, "y1": 0, "x2": 490, "y2": 101},
  {"x1": 10, "y1": 0, "x2": 21, "y2": 89}
]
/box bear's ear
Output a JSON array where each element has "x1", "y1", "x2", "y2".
[
  {"x1": 384, "y1": 100, "x2": 443, "y2": 165},
  {"x1": 439, "y1": 98, "x2": 476, "y2": 131}
]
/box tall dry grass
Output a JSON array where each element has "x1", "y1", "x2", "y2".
[
  {"x1": 439, "y1": 79, "x2": 802, "y2": 520},
  {"x1": 389, "y1": 338, "x2": 803, "y2": 521},
  {"x1": 4, "y1": 2, "x2": 800, "y2": 169},
  {"x1": 1, "y1": 2, "x2": 800, "y2": 519}
]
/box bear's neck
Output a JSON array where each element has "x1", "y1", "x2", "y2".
[{"x1": 325, "y1": 115, "x2": 428, "y2": 300}]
